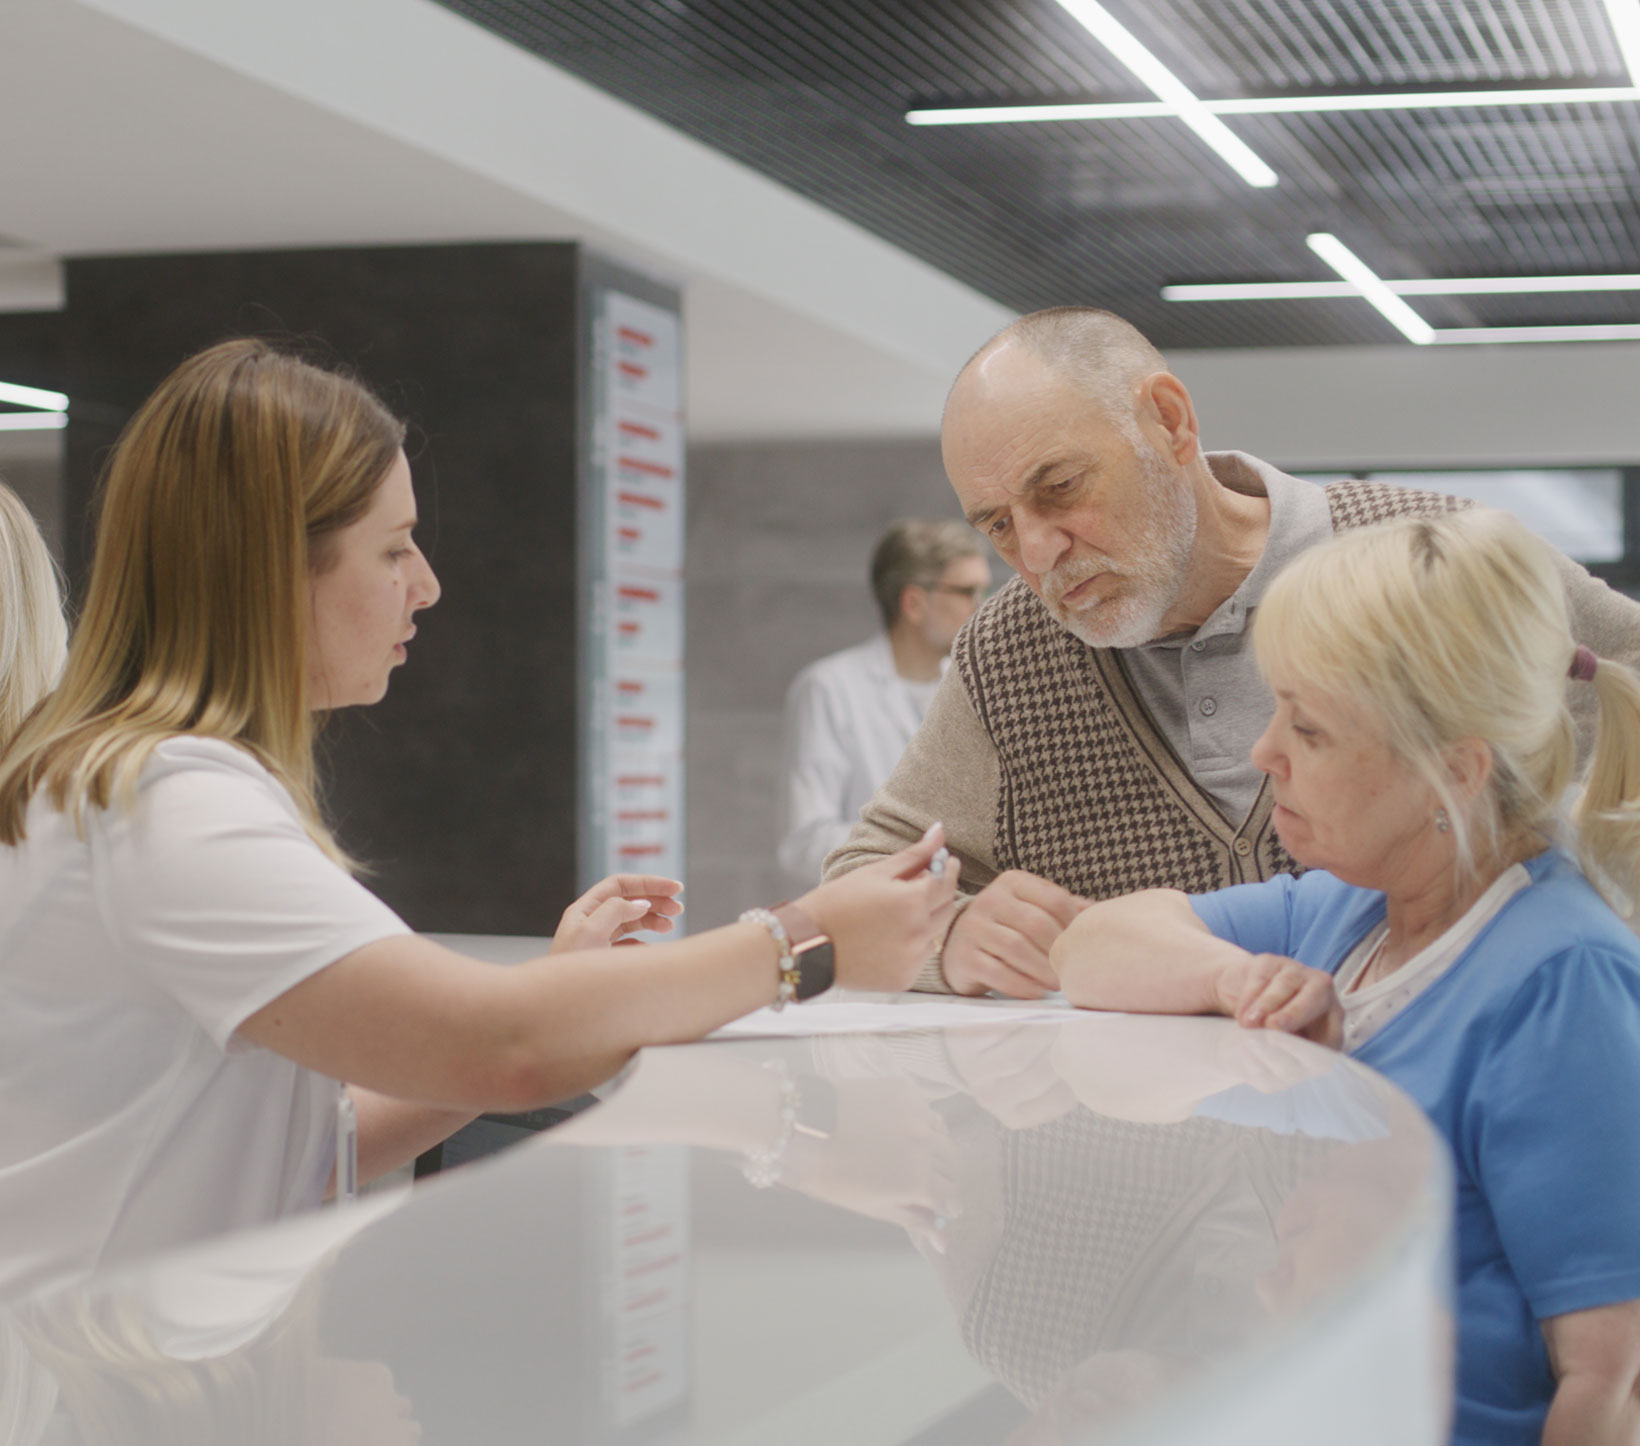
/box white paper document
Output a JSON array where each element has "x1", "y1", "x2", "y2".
[{"x1": 709, "y1": 995, "x2": 1071, "y2": 1040}]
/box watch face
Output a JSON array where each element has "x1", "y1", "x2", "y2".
[{"x1": 794, "y1": 940, "x2": 835, "y2": 1001}]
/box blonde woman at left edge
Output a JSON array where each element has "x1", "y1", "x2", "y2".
[{"x1": 0, "y1": 481, "x2": 67, "y2": 749}]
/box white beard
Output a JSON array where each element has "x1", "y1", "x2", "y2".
[{"x1": 1041, "y1": 445, "x2": 1198, "y2": 649}]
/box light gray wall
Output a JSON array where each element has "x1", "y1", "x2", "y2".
[
  {"x1": 684, "y1": 437, "x2": 959, "y2": 930},
  {"x1": 1171, "y1": 342, "x2": 1640, "y2": 470}
]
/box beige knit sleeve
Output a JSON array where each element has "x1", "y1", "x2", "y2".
[
  {"x1": 823, "y1": 663, "x2": 1002, "y2": 993},
  {"x1": 1558, "y1": 552, "x2": 1640, "y2": 767}
]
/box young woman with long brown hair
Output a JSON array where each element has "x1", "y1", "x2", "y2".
[{"x1": 0, "y1": 339, "x2": 956, "y2": 1299}]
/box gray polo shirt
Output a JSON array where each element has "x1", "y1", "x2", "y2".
[{"x1": 1120, "y1": 453, "x2": 1334, "y2": 823}]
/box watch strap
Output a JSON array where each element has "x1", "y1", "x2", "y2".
[{"x1": 772, "y1": 902, "x2": 836, "y2": 1002}]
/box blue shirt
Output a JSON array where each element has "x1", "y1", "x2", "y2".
[{"x1": 1191, "y1": 852, "x2": 1640, "y2": 1445}]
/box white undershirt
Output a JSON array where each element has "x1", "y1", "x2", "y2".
[{"x1": 1335, "y1": 863, "x2": 1531, "y2": 1053}]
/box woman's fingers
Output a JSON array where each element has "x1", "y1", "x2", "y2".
[
  {"x1": 1237, "y1": 957, "x2": 1339, "y2": 1041},
  {"x1": 884, "y1": 822, "x2": 946, "y2": 880},
  {"x1": 615, "y1": 907, "x2": 677, "y2": 939},
  {"x1": 1237, "y1": 958, "x2": 1312, "y2": 1026},
  {"x1": 558, "y1": 895, "x2": 652, "y2": 952},
  {"x1": 574, "y1": 873, "x2": 684, "y2": 911}
]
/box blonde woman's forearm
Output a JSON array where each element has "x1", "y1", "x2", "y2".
[{"x1": 1049, "y1": 889, "x2": 1249, "y2": 1017}]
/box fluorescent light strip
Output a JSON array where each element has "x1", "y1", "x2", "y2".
[
  {"x1": 1052, "y1": 0, "x2": 1278, "y2": 187},
  {"x1": 1165, "y1": 273, "x2": 1640, "y2": 302},
  {"x1": 0, "y1": 411, "x2": 68, "y2": 431},
  {"x1": 906, "y1": 86, "x2": 1640, "y2": 126},
  {"x1": 908, "y1": 101, "x2": 1173, "y2": 124},
  {"x1": 1605, "y1": 0, "x2": 1640, "y2": 86},
  {"x1": 0, "y1": 380, "x2": 68, "y2": 411},
  {"x1": 1215, "y1": 85, "x2": 1640, "y2": 115},
  {"x1": 1306, "y1": 233, "x2": 1435, "y2": 345},
  {"x1": 1433, "y1": 324, "x2": 1640, "y2": 344}
]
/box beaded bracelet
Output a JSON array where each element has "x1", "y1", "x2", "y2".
[{"x1": 739, "y1": 906, "x2": 800, "y2": 1010}]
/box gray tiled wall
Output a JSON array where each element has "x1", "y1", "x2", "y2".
[{"x1": 684, "y1": 436, "x2": 965, "y2": 930}]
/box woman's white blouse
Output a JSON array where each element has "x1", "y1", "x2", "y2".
[
  {"x1": 0, "y1": 737, "x2": 409, "y2": 1301},
  {"x1": 1335, "y1": 863, "x2": 1531, "y2": 1053}
]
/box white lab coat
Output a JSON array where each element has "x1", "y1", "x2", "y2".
[{"x1": 777, "y1": 634, "x2": 941, "y2": 888}]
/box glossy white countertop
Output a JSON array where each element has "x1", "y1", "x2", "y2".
[{"x1": 0, "y1": 998, "x2": 1453, "y2": 1445}]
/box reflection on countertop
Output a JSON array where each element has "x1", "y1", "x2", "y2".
[{"x1": 0, "y1": 1006, "x2": 1452, "y2": 1446}]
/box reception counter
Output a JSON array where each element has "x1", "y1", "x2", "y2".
[{"x1": 0, "y1": 997, "x2": 1452, "y2": 1444}]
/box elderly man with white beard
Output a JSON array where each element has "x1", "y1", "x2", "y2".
[{"x1": 824, "y1": 306, "x2": 1640, "y2": 997}]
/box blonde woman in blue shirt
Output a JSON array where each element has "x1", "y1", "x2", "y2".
[{"x1": 1053, "y1": 509, "x2": 1640, "y2": 1445}]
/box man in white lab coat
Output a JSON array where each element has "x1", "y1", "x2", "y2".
[{"x1": 779, "y1": 519, "x2": 990, "y2": 887}]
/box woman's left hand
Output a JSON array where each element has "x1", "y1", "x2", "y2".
[
  {"x1": 550, "y1": 874, "x2": 684, "y2": 953},
  {"x1": 1216, "y1": 953, "x2": 1343, "y2": 1049}
]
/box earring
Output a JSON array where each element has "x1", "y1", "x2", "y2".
[{"x1": 1434, "y1": 808, "x2": 1450, "y2": 834}]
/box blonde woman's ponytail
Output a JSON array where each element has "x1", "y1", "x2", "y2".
[{"x1": 1573, "y1": 653, "x2": 1640, "y2": 915}]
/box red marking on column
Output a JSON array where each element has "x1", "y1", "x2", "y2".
[
  {"x1": 618, "y1": 326, "x2": 654, "y2": 347},
  {"x1": 618, "y1": 457, "x2": 675, "y2": 478},
  {"x1": 617, "y1": 490, "x2": 665, "y2": 510},
  {"x1": 618, "y1": 419, "x2": 661, "y2": 439},
  {"x1": 617, "y1": 361, "x2": 648, "y2": 380},
  {"x1": 617, "y1": 585, "x2": 660, "y2": 601}
]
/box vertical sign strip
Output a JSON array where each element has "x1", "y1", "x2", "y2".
[{"x1": 582, "y1": 285, "x2": 686, "y2": 918}]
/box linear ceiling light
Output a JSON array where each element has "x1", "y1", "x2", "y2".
[
  {"x1": 1164, "y1": 273, "x2": 1640, "y2": 301},
  {"x1": 0, "y1": 411, "x2": 68, "y2": 431},
  {"x1": 0, "y1": 380, "x2": 68, "y2": 411},
  {"x1": 1433, "y1": 323, "x2": 1640, "y2": 344},
  {"x1": 1052, "y1": 0, "x2": 1278, "y2": 187},
  {"x1": 1305, "y1": 233, "x2": 1435, "y2": 344},
  {"x1": 907, "y1": 85, "x2": 1640, "y2": 126},
  {"x1": 1605, "y1": 0, "x2": 1640, "y2": 84}
]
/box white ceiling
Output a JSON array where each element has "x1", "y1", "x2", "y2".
[
  {"x1": 5, "y1": 0, "x2": 1638, "y2": 466},
  {"x1": 0, "y1": 0, "x2": 1012, "y2": 440}
]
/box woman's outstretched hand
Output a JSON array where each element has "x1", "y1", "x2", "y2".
[
  {"x1": 550, "y1": 874, "x2": 685, "y2": 953},
  {"x1": 795, "y1": 823, "x2": 961, "y2": 992},
  {"x1": 1214, "y1": 953, "x2": 1343, "y2": 1049}
]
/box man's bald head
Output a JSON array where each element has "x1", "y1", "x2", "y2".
[{"x1": 949, "y1": 308, "x2": 1170, "y2": 440}]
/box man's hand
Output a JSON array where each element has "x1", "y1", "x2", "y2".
[{"x1": 942, "y1": 870, "x2": 1086, "y2": 998}]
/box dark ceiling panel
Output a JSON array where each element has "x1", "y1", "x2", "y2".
[{"x1": 435, "y1": 0, "x2": 1640, "y2": 348}]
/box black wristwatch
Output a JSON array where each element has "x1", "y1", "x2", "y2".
[{"x1": 772, "y1": 901, "x2": 836, "y2": 1001}]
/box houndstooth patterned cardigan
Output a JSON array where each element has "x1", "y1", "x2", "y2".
[{"x1": 950, "y1": 481, "x2": 1468, "y2": 903}]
